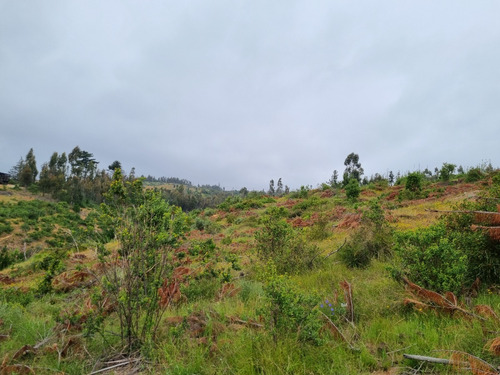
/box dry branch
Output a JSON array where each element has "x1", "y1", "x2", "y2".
[
  {"x1": 325, "y1": 239, "x2": 347, "y2": 259},
  {"x1": 425, "y1": 209, "x2": 500, "y2": 216},
  {"x1": 403, "y1": 353, "x2": 451, "y2": 364},
  {"x1": 340, "y1": 280, "x2": 354, "y2": 323},
  {"x1": 88, "y1": 358, "x2": 140, "y2": 375},
  {"x1": 319, "y1": 311, "x2": 356, "y2": 350},
  {"x1": 402, "y1": 278, "x2": 486, "y2": 320},
  {"x1": 404, "y1": 352, "x2": 500, "y2": 374}
]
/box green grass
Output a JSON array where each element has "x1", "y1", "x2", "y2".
[{"x1": 0, "y1": 180, "x2": 498, "y2": 374}]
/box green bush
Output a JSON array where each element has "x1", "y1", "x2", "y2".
[
  {"x1": 0, "y1": 246, "x2": 23, "y2": 270},
  {"x1": 0, "y1": 222, "x2": 13, "y2": 235},
  {"x1": 393, "y1": 224, "x2": 467, "y2": 294},
  {"x1": 339, "y1": 201, "x2": 393, "y2": 268},
  {"x1": 345, "y1": 179, "x2": 360, "y2": 201},
  {"x1": 255, "y1": 208, "x2": 322, "y2": 274},
  {"x1": 465, "y1": 168, "x2": 484, "y2": 182},
  {"x1": 405, "y1": 172, "x2": 422, "y2": 192},
  {"x1": 260, "y1": 264, "x2": 323, "y2": 344},
  {"x1": 0, "y1": 287, "x2": 34, "y2": 306}
]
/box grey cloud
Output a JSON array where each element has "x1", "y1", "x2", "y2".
[{"x1": 1, "y1": 1, "x2": 499, "y2": 190}]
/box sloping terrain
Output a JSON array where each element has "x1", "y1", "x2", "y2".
[{"x1": 0, "y1": 178, "x2": 498, "y2": 375}]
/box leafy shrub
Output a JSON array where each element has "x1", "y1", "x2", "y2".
[
  {"x1": 339, "y1": 201, "x2": 393, "y2": 268},
  {"x1": 260, "y1": 264, "x2": 323, "y2": 344},
  {"x1": 405, "y1": 172, "x2": 422, "y2": 192},
  {"x1": 0, "y1": 246, "x2": 23, "y2": 270},
  {"x1": 289, "y1": 186, "x2": 310, "y2": 199},
  {"x1": 0, "y1": 222, "x2": 13, "y2": 235},
  {"x1": 36, "y1": 252, "x2": 66, "y2": 294},
  {"x1": 345, "y1": 179, "x2": 360, "y2": 201},
  {"x1": 181, "y1": 277, "x2": 221, "y2": 301},
  {"x1": 0, "y1": 287, "x2": 34, "y2": 306},
  {"x1": 217, "y1": 195, "x2": 274, "y2": 212},
  {"x1": 392, "y1": 173, "x2": 500, "y2": 292},
  {"x1": 465, "y1": 168, "x2": 484, "y2": 182},
  {"x1": 255, "y1": 208, "x2": 322, "y2": 273},
  {"x1": 393, "y1": 224, "x2": 468, "y2": 294},
  {"x1": 307, "y1": 215, "x2": 330, "y2": 240},
  {"x1": 93, "y1": 172, "x2": 190, "y2": 351},
  {"x1": 290, "y1": 196, "x2": 321, "y2": 217}
]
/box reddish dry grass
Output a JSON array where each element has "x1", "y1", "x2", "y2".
[{"x1": 337, "y1": 214, "x2": 362, "y2": 229}]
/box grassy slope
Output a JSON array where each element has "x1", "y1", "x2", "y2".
[{"x1": 0, "y1": 180, "x2": 499, "y2": 374}]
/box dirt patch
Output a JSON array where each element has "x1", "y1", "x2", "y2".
[{"x1": 337, "y1": 213, "x2": 362, "y2": 229}]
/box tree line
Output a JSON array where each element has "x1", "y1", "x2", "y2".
[{"x1": 8, "y1": 147, "x2": 127, "y2": 210}]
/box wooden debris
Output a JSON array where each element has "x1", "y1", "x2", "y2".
[
  {"x1": 489, "y1": 337, "x2": 500, "y2": 357},
  {"x1": 404, "y1": 352, "x2": 500, "y2": 374},
  {"x1": 320, "y1": 311, "x2": 356, "y2": 350},
  {"x1": 402, "y1": 278, "x2": 485, "y2": 320},
  {"x1": 340, "y1": 280, "x2": 354, "y2": 323}
]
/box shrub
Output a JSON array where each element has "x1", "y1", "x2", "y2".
[
  {"x1": 0, "y1": 246, "x2": 23, "y2": 270},
  {"x1": 345, "y1": 179, "x2": 360, "y2": 201},
  {"x1": 260, "y1": 264, "x2": 323, "y2": 344},
  {"x1": 0, "y1": 222, "x2": 13, "y2": 235},
  {"x1": 255, "y1": 208, "x2": 322, "y2": 273},
  {"x1": 339, "y1": 201, "x2": 393, "y2": 268},
  {"x1": 393, "y1": 224, "x2": 467, "y2": 294},
  {"x1": 465, "y1": 168, "x2": 484, "y2": 182},
  {"x1": 392, "y1": 184, "x2": 500, "y2": 293},
  {"x1": 405, "y1": 172, "x2": 422, "y2": 192},
  {"x1": 94, "y1": 170, "x2": 189, "y2": 352}
]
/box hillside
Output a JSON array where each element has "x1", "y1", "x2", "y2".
[{"x1": 0, "y1": 175, "x2": 499, "y2": 374}]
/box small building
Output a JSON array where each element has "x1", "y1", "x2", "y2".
[{"x1": 0, "y1": 172, "x2": 10, "y2": 185}]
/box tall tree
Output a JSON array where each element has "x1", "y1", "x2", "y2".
[
  {"x1": 276, "y1": 178, "x2": 283, "y2": 196},
  {"x1": 69, "y1": 146, "x2": 98, "y2": 179},
  {"x1": 17, "y1": 148, "x2": 38, "y2": 187},
  {"x1": 329, "y1": 170, "x2": 339, "y2": 187},
  {"x1": 25, "y1": 148, "x2": 38, "y2": 182},
  {"x1": 343, "y1": 152, "x2": 364, "y2": 185},
  {"x1": 39, "y1": 152, "x2": 67, "y2": 194},
  {"x1": 388, "y1": 171, "x2": 394, "y2": 185},
  {"x1": 108, "y1": 160, "x2": 122, "y2": 171},
  {"x1": 268, "y1": 179, "x2": 275, "y2": 196}
]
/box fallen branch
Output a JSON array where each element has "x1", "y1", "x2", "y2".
[
  {"x1": 403, "y1": 278, "x2": 486, "y2": 321},
  {"x1": 426, "y1": 209, "x2": 500, "y2": 216},
  {"x1": 325, "y1": 239, "x2": 347, "y2": 259},
  {"x1": 319, "y1": 311, "x2": 356, "y2": 351},
  {"x1": 403, "y1": 353, "x2": 450, "y2": 365},
  {"x1": 228, "y1": 316, "x2": 264, "y2": 328},
  {"x1": 404, "y1": 352, "x2": 500, "y2": 374},
  {"x1": 88, "y1": 358, "x2": 140, "y2": 375}
]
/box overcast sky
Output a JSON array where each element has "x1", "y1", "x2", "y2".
[{"x1": 1, "y1": 1, "x2": 499, "y2": 190}]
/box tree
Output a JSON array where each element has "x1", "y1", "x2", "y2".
[
  {"x1": 268, "y1": 179, "x2": 275, "y2": 196},
  {"x1": 329, "y1": 170, "x2": 339, "y2": 187},
  {"x1": 108, "y1": 160, "x2": 122, "y2": 171},
  {"x1": 239, "y1": 187, "x2": 249, "y2": 197},
  {"x1": 343, "y1": 153, "x2": 364, "y2": 185},
  {"x1": 440, "y1": 163, "x2": 456, "y2": 182},
  {"x1": 69, "y1": 146, "x2": 98, "y2": 179},
  {"x1": 276, "y1": 178, "x2": 283, "y2": 196},
  {"x1": 39, "y1": 152, "x2": 67, "y2": 194},
  {"x1": 94, "y1": 169, "x2": 189, "y2": 351},
  {"x1": 8, "y1": 158, "x2": 24, "y2": 184},
  {"x1": 388, "y1": 171, "x2": 394, "y2": 185},
  {"x1": 14, "y1": 148, "x2": 38, "y2": 187},
  {"x1": 25, "y1": 148, "x2": 38, "y2": 182}
]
